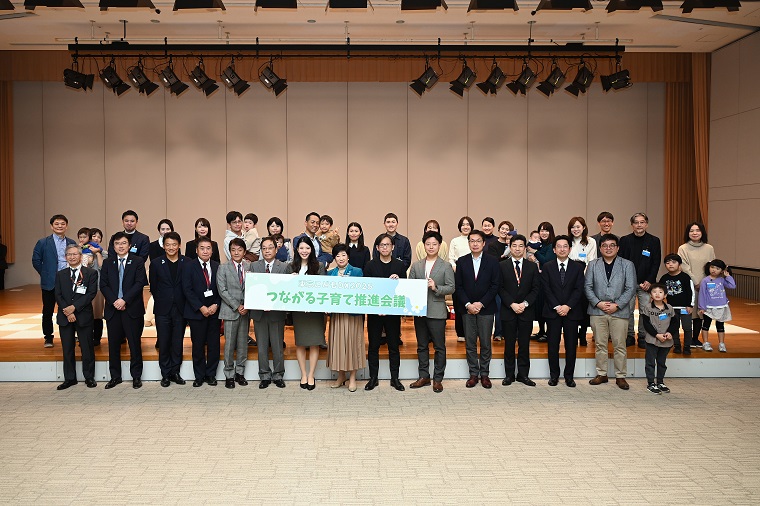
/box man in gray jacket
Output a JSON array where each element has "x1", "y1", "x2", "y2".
[
  {"x1": 217, "y1": 238, "x2": 251, "y2": 389},
  {"x1": 584, "y1": 234, "x2": 637, "y2": 390}
]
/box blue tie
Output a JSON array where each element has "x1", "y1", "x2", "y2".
[{"x1": 118, "y1": 258, "x2": 125, "y2": 299}]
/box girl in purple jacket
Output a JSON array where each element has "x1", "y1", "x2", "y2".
[{"x1": 698, "y1": 259, "x2": 736, "y2": 352}]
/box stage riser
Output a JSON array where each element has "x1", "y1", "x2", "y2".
[{"x1": 2, "y1": 358, "x2": 759, "y2": 382}]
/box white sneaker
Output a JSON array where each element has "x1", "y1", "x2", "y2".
[
  {"x1": 719, "y1": 343, "x2": 727, "y2": 353},
  {"x1": 457, "y1": 336, "x2": 465, "y2": 342},
  {"x1": 703, "y1": 342, "x2": 713, "y2": 352}
]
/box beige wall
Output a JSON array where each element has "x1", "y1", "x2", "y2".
[
  {"x1": 7, "y1": 80, "x2": 665, "y2": 288},
  {"x1": 709, "y1": 32, "x2": 760, "y2": 269}
]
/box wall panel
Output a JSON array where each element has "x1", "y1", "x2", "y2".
[
  {"x1": 737, "y1": 108, "x2": 760, "y2": 186},
  {"x1": 646, "y1": 83, "x2": 666, "y2": 244},
  {"x1": 738, "y1": 35, "x2": 760, "y2": 114},
  {"x1": 711, "y1": 42, "x2": 740, "y2": 121}
]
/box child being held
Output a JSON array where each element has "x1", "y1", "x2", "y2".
[
  {"x1": 526, "y1": 230, "x2": 541, "y2": 263},
  {"x1": 658, "y1": 253, "x2": 695, "y2": 355},
  {"x1": 242, "y1": 213, "x2": 261, "y2": 261},
  {"x1": 641, "y1": 283, "x2": 679, "y2": 395},
  {"x1": 317, "y1": 215, "x2": 340, "y2": 256},
  {"x1": 698, "y1": 259, "x2": 736, "y2": 353},
  {"x1": 77, "y1": 227, "x2": 96, "y2": 268}
]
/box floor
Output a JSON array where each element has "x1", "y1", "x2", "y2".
[{"x1": 2, "y1": 378, "x2": 759, "y2": 505}]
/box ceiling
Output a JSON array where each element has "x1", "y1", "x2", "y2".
[{"x1": 1, "y1": 0, "x2": 759, "y2": 52}]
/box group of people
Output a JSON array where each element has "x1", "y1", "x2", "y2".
[{"x1": 31, "y1": 208, "x2": 734, "y2": 395}]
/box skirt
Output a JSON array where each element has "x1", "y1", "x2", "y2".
[
  {"x1": 704, "y1": 305, "x2": 732, "y2": 323},
  {"x1": 326, "y1": 314, "x2": 366, "y2": 372},
  {"x1": 292, "y1": 311, "x2": 326, "y2": 347}
]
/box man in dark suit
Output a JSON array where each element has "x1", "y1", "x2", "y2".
[
  {"x1": 541, "y1": 235, "x2": 585, "y2": 388},
  {"x1": 499, "y1": 234, "x2": 541, "y2": 387},
  {"x1": 100, "y1": 231, "x2": 147, "y2": 389},
  {"x1": 32, "y1": 214, "x2": 76, "y2": 348},
  {"x1": 54, "y1": 244, "x2": 98, "y2": 390},
  {"x1": 455, "y1": 229, "x2": 501, "y2": 389},
  {"x1": 108, "y1": 209, "x2": 150, "y2": 261},
  {"x1": 149, "y1": 231, "x2": 187, "y2": 387},
  {"x1": 182, "y1": 236, "x2": 221, "y2": 387}
]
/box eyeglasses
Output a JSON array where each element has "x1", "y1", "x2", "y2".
[
  {"x1": 378, "y1": 243, "x2": 393, "y2": 248},
  {"x1": 468, "y1": 239, "x2": 484, "y2": 244},
  {"x1": 600, "y1": 244, "x2": 618, "y2": 249}
]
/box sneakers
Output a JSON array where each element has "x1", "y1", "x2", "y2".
[
  {"x1": 657, "y1": 383, "x2": 670, "y2": 393},
  {"x1": 43, "y1": 338, "x2": 53, "y2": 348},
  {"x1": 493, "y1": 335, "x2": 504, "y2": 342},
  {"x1": 647, "y1": 383, "x2": 662, "y2": 394},
  {"x1": 719, "y1": 342, "x2": 727, "y2": 353},
  {"x1": 691, "y1": 338, "x2": 703, "y2": 348},
  {"x1": 703, "y1": 342, "x2": 713, "y2": 352},
  {"x1": 457, "y1": 336, "x2": 465, "y2": 342}
]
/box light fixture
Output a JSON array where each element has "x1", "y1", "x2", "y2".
[
  {"x1": 409, "y1": 59, "x2": 439, "y2": 96},
  {"x1": 100, "y1": 59, "x2": 130, "y2": 96},
  {"x1": 159, "y1": 59, "x2": 189, "y2": 96},
  {"x1": 173, "y1": 0, "x2": 225, "y2": 9},
  {"x1": 190, "y1": 59, "x2": 219, "y2": 96},
  {"x1": 328, "y1": 0, "x2": 368, "y2": 7},
  {"x1": 24, "y1": 0, "x2": 84, "y2": 9},
  {"x1": 476, "y1": 62, "x2": 506, "y2": 95},
  {"x1": 536, "y1": 61, "x2": 565, "y2": 97},
  {"x1": 128, "y1": 61, "x2": 159, "y2": 96},
  {"x1": 467, "y1": 0, "x2": 517, "y2": 10},
  {"x1": 400, "y1": 0, "x2": 447, "y2": 10},
  {"x1": 255, "y1": 0, "x2": 296, "y2": 8},
  {"x1": 63, "y1": 58, "x2": 94, "y2": 91},
  {"x1": 605, "y1": 0, "x2": 662, "y2": 11},
  {"x1": 221, "y1": 60, "x2": 250, "y2": 96},
  {"x1": 565, "y1": 62, "x2": 594, "y2": 96},
  {"x1": 1, "y1": 0, "x2": 15, "y2": 9},
  {"x1": 535, "y1": 0, "x2": 591, "y2": 11},
  {"x1": 99, "y1": 0, "x2": 155, "y2": 10},
  {"x1": 449, "y1": 60, "x2": 476, "y2": 97},
  {"x1": 680, "y1": 0, "x2": 739, "y2": 12},
  {"x1": 601, "y1": 55, "x2": 632, "y2": 91},
  {"x1": 260, "y1": 63, "x2": 287, "y2": 96},
  {"x1": 506, "y1": 62, "x2": 537, "y2": 95}
]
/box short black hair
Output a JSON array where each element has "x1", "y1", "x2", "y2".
[
  {"x1": 163, "y1": 231, "x2": 182, "y2": 245},
  {"x1": 664, "y1": 253, "x2": 682, "y2": 265},
  {"x1": 77, "y1": 227, "x2": 90, "y2": 237},
  {"x1": 553, "y1": 235, "x2": 571, "y2": 248},
  {"x1": 482, "y1": 217, "x2": 495, "y2": 227},
  {"x1": 320, "y1": 215, "x2": 333, "y2": 226},
  {"x1": 50, "y1": 214, "x2": 68, "y2": 225},
  {"x1": 267, "y1": 217, "x2": 284, "y2": 233},
  {"x1": 468, "y1": 230, "x2": 486, "y2": 242},
  {"x1": 510, "y1": 234, "x2": 527, "y2": 246},
  {"x1": 332, "y1": 243, "x2": 349, "y2": 257},
  {"x1": 596, "y1": 211, "x2": 614, "y2": 223},
  {"x1": 244, "y1": 213, "x2": 258, "y2": 225},
  {"x1": 374, "y1": 233, "x2": 394, "y2": 249},
  {"x1": 422, "y1": 230, "x2": 442, "y2": 245},
  {"x1": 457, "y1": 216, "x2": 473, "y2": 233},
  {"x1": 226, "y1": 211, "x2": 243, "y2": 224},
  {"x1": 122, "y1": 210, "x2": 138, "y2": 221},
  {"x1": 384, "y1": 212, "x2": 399, "y2": 222},
  {"x1": 305, "y1": 212, "x2": 321, "y2": 222},
  {"x1": 599, "y1": 233, "x2": 619, "y2": 247},
  {"x1": 196, "y1": 236, "x2": 213, "y2": 247},
  {"x1": 89, "y1": 227, "x2": 103, "y2": 239},
  {"x1": 683, "y1": 221, "x2": 708, "y2": 244},
  {"x1": 112, "y1": 231, "x2": 129, "y2": 243},
  {"x1": 648, "y1": 282, "x2": 666, "y2": 294},
  {"x1": 229, "y1": 238, "x2": 247, "y2": 251}
]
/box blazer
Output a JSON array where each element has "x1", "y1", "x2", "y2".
[
  {"x1": 149, "y1": 254, "x2": 187, "y2": 316},
  {"x1": 584, "y1": 256, "x2": 637, "y2": 319},
  {"x1": 216, "y1": 259, "x2": 251, "y2": 321},
  {"x1": 148, "y1": 240, "x2": 165, "y2": 261},
  {"x1": 455, "y1": 253, "x2": 501, "y2": 315},
  {"x1": 499, "y1": 257, "x2": 540, "y2": 321},
  {"x1": 327, "y1": 264, "x2": 363, "y2": 277},
  {"x1": 182, "y1": 258, "x2": 221, "y2": 321},
  {"x1": 108, "y1": 230, "x2": 150, "y2": 261},
  {"x1": 185, "y1": 239, "x2": 221, "y2": 264},
  {"x1": 409, "y1": 257, "x2": 455, "y2": 320},
  {"x1": 32, "y1": 234, "x2": 75, "y2": 290},
  {"x1": 54, "y1": 265, "x2": 97, "y2": 327},
  {"x1": 100, "y1": 254, "x2": 147, "y2": 320},
  {"x1": 248, "y1": 259, "x2": 292, "y2": 322},
  {"x1": 541, "y1": 258, "x2": 586, "y2": 321}
]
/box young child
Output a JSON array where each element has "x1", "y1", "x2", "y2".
[
  {"x1": 658, "y1": 254, "x2": 695, "y2": 355},
  {"x1": 641, "y1": 283, "x2": 679, "y2": 394},
  {"x1": 272, "y1": 234, "x2": 290, "y2": 263},
  {"x1": 77, "y1": 227, "x2": 95, "y2": 268},
  {"x1": 317, "y1": 215, "x2": 340, "y2": 256},
  {"x1": 698, "y1": 259, "x2": 736, "y2": 352},
  {"x1": 526, "y1": 230, "x2": 541, "y2": 263},
  {"x1": 242, "y1": 213, "x2": 261, "y2": 261}
]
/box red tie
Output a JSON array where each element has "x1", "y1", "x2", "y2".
[
  {"x1": 238, "y1": 263, "x2": 244, "y2": 285},
  {"x1": 202, "y1": 262, "x2": 210, "y2": 288},
  {"x1": 265, "y1": 263, "x2": 270, "y2": 273}
]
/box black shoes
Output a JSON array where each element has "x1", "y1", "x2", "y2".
[
  {"x1": 132, "y1": 379, "x2": 142, "y2": 389},
  {"x1": 192, "y1": 379, "x2": 204, "y2": 387},
  {"x1": 364, "y1": 377, "x2": 379, "y2": 391},
  {"x1": 548, "y1": 378, "x2": 559, "y2": 387},
  {"x1": 248, "y1": 336, "x2": 257, "y2": 346},
  {"x1": 390, "y1": 379, "x2": 405, "y2": 391},
  {"x1": 565, "y1": 379, "x2": 576, "y2": 388},
  {"x1": 57, "y1": 380, "x2": 77, "y2": 390},
  {"x1": 235, "y1": 374, "x2": 248, "y2": 386},
  {"x1": 226, "y1": 378, "x2": 235, "y2": 389},
  {"x1": 273, "y1": 379, "x2": 286, "y2": 388},
  {"x1": 169, "y1": 374, "x2": 186, "y2": 385},
  {"x1": 206, "y1": 376, "x2": 218, "y2": 386},
  {"x1": 259, "y1": 380, "x2": 271, "y2": 389},
  {"x1": 104, "y1": 378, "x2": 122, "y2": 389},
  {"x1": 160, "y1": 377, "x2": 171, "y2": 388},
  {"x1": 85, "y1": 379, "x2": 97, "y2": 388},
  {"x1": 154, "y1": 339, "x2": 159, "y2": 349},
  {"x1": 516, "y1": 377, "x2": 536, "y2": 387},
  {"x1": 306, "y1": 379, "x2": 316, "y2": 391},
  {"x1": 502, "y1": 376, "x2": 515, "y2": 386}
]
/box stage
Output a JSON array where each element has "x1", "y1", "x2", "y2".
[{"x1": 2, "y1": 285, "x2": 759, "y2": 382}]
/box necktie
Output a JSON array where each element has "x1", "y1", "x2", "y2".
[
  {"x1": 237, "y1": 263, "x2": 244, "y2": 285},
  {"x1": 560, "y1": 262, "x2": 566, "y2": 284},
  {"x1": 70, "y1": 268, "x2": 77, "y2": 284},
  {"x1": 514, "y1": 260, "x2": 521, "y2": 281},
  {"x1": 265, "y1": 263, "x2": 270, "y2": 273},
  {"x1": 202, "y1": 262, "x2": 210, "y2": 288},
  {"x1": 118, "y1": 258, "x2": 125, "y2": 299}
]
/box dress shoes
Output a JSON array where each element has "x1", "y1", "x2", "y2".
[
  {"x1": 548, "y1": 378, "x2": 559, "y2": 387},
  {"x1": 273, "y1": 379, "x2": 286, "y2": 388},
  {"x1": 132, "y1": 379, "x2": 142, "y2": 389},
  {"x1": 409, "y1": 378, "x2": 431, "y2": 389},
  {"x1": 160, "y1": 377, "x2": 171, "y2": 388},
  {"x1": 225, "y1": 378, "x2": 235, "y2": 389},
  {"x1": 57, "y1": 380, "x2": 77, "y2": 390},
  {"x1": 502, "y1": 376, "x2": 515, "y2": 386},
  {"x1": 85, "y1": 379, "x2": 97, "y2": 388},
  {"x1": 235, "y1": 374, "x2": 248, "y2": 386},
  {"x1": 306, "y1": 379, "x2": 316, "y2": 391},
  {"x1": 465, "y1": 375, "x2": 479, "y2": 388},
  {"x1": 537, "y1": 335, "x2": 548, "y2": 343},
  {"x1": 616, "y1": 378, "x2": 630, "y2": 390},
  {"x1": 390, "y1": 379, "x2": 405, "y2": 392},
  {"x1": 589, "y1": 375, "x2": 609, "y2": 385},
  {"x1": 481, "y1": 376, "x2": 492, "y2": 389},
  {"x1": 248, "y1": 336, "x2": 257, "y2": 347},
  {"x1": 206, "y1": 376, "x2": 218, "y2": 386},
  {"x1": 565, "y1": 379, "x2": 577, "y2": 388},
  {"x1": 154, "y1": 339, "x2": 159, "y2": 349},
  {"x1": 104, "y1": 378, "x2": 122, "y2": 389},
  {"x1": 169, "y1": 374, "x2": 186, "y2": 385},
  {"x1": 517, "y1": 377, "x2": 536, "y2": 387},
  {"x1": 259, "y1": 380, "x2": 271, "y2": 389},
  {"x1": 330, "y1": 379, "x2": 347, "y2": 389},
  {"x1": 579, "y1": 339, "x2": 588, "y2": 347},
  {"x1": 192, "y1": 379, "x2": 204, "y2": 387},
  {"x1": 364, "y1": 377, "x2": 379, "y2": 391},
  {"x1": 432, "y1": 381, "x2": 443, "y2": 393}
]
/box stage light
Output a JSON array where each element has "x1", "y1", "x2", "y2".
[
  {"x1": 128, "y1": 64, "x2": 159, "y2": 96},
  {"x1": 409, "y1": 64, "x2": 439, "y2": 96},
  {"x1": 63, "y1": 58, "x2": 94, "y2": 91},
  {"x1": 506, "y1": 63, "x2": 536, "y2": 95},
  {"x1": 255, "y1": 0, "x2": 296, "y2": 7},
  {"x1": 605, "y1": 0, "x2": 662, "y2": 11},
  {"x1": 24, "y1": 0, "x2": 84, "y2": 9},
  {"x1": 173, "y1": 0, "x2": 225, "y2": 10},
  {"x1": 260, "y1": 65, "x2": 288, "y2": 96},
  {"x1": 476, "y1": 63, "x2": 506, "y2": 95},
  {"x1": 222, "y1": 63, "x2": 250, "y2": 96},
  {"x1": 190, "y1": 60, "x2": 219, "y2": 97},
  {"x1": 565, "y1": 63, "x2": 594, "y2": 96},
  {"x1": 535, "y1": 0, "x2": 591, "y2": 11},
  {"x1": 536, "y1": 64, "x2": 565, "y2": 97},
  {"x1": 159, "y1": 60, "x2": 189, "y2": 96},
  {"x1": 1, "y1": 0, "x2": 15, "y2": 9},
  {"x1": 401, "y1": 0, "x2": 447, "y2": 10},
  {"x1": 328, "y1": 0, "x2": 368, "y2": 7},
  {"x1": 449, "y1": 61, "x2": 476, "y2": 97},
  {"x1": 99, "y1": 0, "x2": 155, "y2": 10},
  {"x1": 680, "y1": 0, "x2": 739, "y2": 12},
  {"x1": 601, "y1": 68, "x2": 632, "y2": 91},
  {"x1": 100, "y1": 60, "x2": 130, "y2": 96},
  {"x1": 467, "y1": 0, "x2": 517, "y2": 10}
]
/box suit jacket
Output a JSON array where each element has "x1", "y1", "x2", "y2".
[
  {"x1": 499, "y1": 257, "x2": 540, "y2": 321},
  {"x1": 584, "y1": 256, "x2": 637, "y2": 318},
  {"x1": 148, "y1": 240, "x2": 165, "y2": 261},
  {"x1": 541, "y1": 258, "x2": 585, "y2": 320},
  {"x1": 217, "y1": 259, "x2": 251, "y2": 321},
  {"x1": 248, "y1": 259, "x2": 292, "y2": 322},
  {"x1": 108, "y1": 230, "x2": 150, "y2": 261},
  {"x1": 100, "y1": 254, "x2": 147, "y2": 320},
  {"x1": 149, "y1": 254, "x2": 187, "y2": 316},
  {"x1": 409, "y1": 257, "x2": 455, "y2": 320},
  {"x1": 455, "y1": 253, "x2": 501, "y2": 315},
  {"x1": 54, "y1": 265, "x2": 97, "y2": 326},
  {"x1": 182, "y1": 258, "x2": 221, "y2": 320},
  {"x1": 32, "y1": 235, "x2": 75, "y2": 290}
]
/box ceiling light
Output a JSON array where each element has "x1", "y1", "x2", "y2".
[
  {"x1": 476, "y1": 63, "x2": 506, "y2": 95},
  {"x1": 449, "y1": 61, "x2": 476, "y2": 97},
  {"x1": 172, "y1": 0, "x2": 225, "y2": 10},
  {"x1": 409, "y1": 63, "x2": 439, "y2": 96},
  {"x1": 506, "y1": 63, "x2": 536, "y2": 95},
  {"x1": 128, "y1": 62, "x2": 159, "y2": 96},
  {"x1": 260, "y1": 65, "x2": 288, "y2": 96},
  {"x1": 99, "y1": 0, "x2": 156, "y2": 10},
  {"x1": 254, "y1": 0, "x2": 296, "y2": 8},
  {"x1": 467, "y1": 0, "x2": 518, "y2": 11},
  {"x1": 1, "y1": 0, "x2": 15, "y2": 9},
  {"x1": 605, "y1": 0, "x2": 662, "y2": 11},
  {"x1": 63, "y1": 67, "x2": 94, "y2": 91},
  {"x1": 222, "y1": 62, "x2": 250, "y2": 96},
  {"x1": 400, "y1": 0, "x2": 447, "y2": 10},
  {"x1": 100, "y1": 60, "x2": 130, "y2": 96},
  {"x1": 24, "y1": 0, "x2": 84, "y2": 9},
  {"x1": 159, "y1": 60, "x2": 189, "y2": 96},
  {"x1": 601, "y1": 69, "x2": 632, "y2": 91},
  {"x1": 680, "y1": 0, "x2": 739, "y2": 12},
  {"x1": 535, "y1": 0, "x2": 591, "y2": 11},
  {"x1": 190, "y1": 61, "x2": 219, "y2": 96},
  {"x1": 565, "y1": 63, "x2": 594, "y2": 96},
  {"x1": 536, "y1": 63, "x2": 565, "y2": 97}
]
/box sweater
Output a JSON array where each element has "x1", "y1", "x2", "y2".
[
  {"x1": 448, "y1": 235, "x2": 470, "y2": 269},
  {"x1": 698, "y1": 275, "x2": 736, "y2": 310},
  {"x1": 677, "y1": 241, "x2": 716, "y2": 287},
  {"x1": 658, "y1": 271, "x2": 695, "y2": 308},
  {"x1": 569, "y1": 236, "x2": 597, "y2": 266}
]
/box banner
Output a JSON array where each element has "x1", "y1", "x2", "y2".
[{"x1": 244, "y1": 273, "x2": 428, "y2": 316}]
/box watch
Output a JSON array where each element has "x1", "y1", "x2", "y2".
[{"x1": 523, "y1": 301, "x2": 529, "y2": 307}]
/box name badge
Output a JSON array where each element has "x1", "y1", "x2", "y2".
[
  {"x1": 129, "y1": 246, "x2": 138, "y2": 253},
  {"x1": 658, "y1": 313, "x2": 667, "y2": 320},
  {"x1": 579, "y1": 252, "x2": 587, "y2": 259},
  {"x1": 642, "y1": 249, "x2": 651, "y2": 257},
  {"x1": 75, "y1": 286, "x2": 87, "y2": 294},
  {"x1": 680, "y1": 308, "x2": 689, "y2": 314},
  {"x1": 707, "y1": 283, "x2": 716, "y2": 289},
  {"x1": 203, "y1": 289, "x2": 214, "y2": 298}
]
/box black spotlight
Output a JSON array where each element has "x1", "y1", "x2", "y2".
[
  {"x1": 681, "y1": 0, "x2": 739, "y2": 12},
  {"x1": 99, "y1": 0, "x2": 156, "y2": 10},
  {"x1": 506, "y1": 64, "x2": 536, "y2": 95},
  {"x1": 173, "y1": 0, "x2": 225, "y2": 10},
  {"x1": 565, "y1": 64, "x2": 594, "y2": 96},
  {"x1": 535, "y1": 0, "x2": 591, "y2": 10},
  {"x1": 222, "y1": 63, "x2": 250, "y2": 96},
  {"x1": 128, "y1": 63, "x2": 159, "y2": 96},
  {"x1": 63, "y1": 61, "x2": 94, "y2": 91},
  {"x1": 159, "y1": 61, "x2": 189, "y2": 96},
  {"x1": 449, "y1": 61, "x2": 476, "y2": 97},
  {"x1": 100, "y1": 60, "x2": 130, "y2": 96},
  {"x1": 467, "y1": 0, "x2": 518, "y2": 10},
  {"x1": 410, "y1": 64, "x2": 439, "y2": 96},
  {"x1": 24, "y1": 0, "x2": 84, "y2": 9},
  {"x1": 536, "y1": 65, "x2": 565, "y2": 97},
  {"x1": 1, "y1": 0, "x2": 15, "y2": 9},
  {"x1": 190, "y1": 60, "x2": 219, "y2": 97},
  {"x1": 401, "y1": 0, "x2": 447, "y2": 9},
  {"x1": 260, "y1": 66, "x2": 287, "y2": 96},
  {"x1": 605, "y1": 0, "x2": 662, "y2": 11},
  {"x1": 601, "y1": 69, "x2": 632, "y2": 91},
  {"x1": 476, "y1": 64, "x2": 506, "y2": 95}
]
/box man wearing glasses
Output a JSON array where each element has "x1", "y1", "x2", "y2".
[{"x1": 223, "y1": 211, "x2": 245, "y2": 262}]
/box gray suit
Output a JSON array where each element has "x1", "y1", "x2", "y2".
[
  {"x1": 409, "y1": 257, "x2": 455, "y2": 382},
  {"x1": 217, "y1": 259, "x2": 251, "y2": 379},
  {"x1": 249, "y1": 259, "x2": 292, "y2": 380}
]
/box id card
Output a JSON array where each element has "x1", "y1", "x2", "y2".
[
  {"x1": 642, "y1": 249, "x2": 651, "y2": 257},
  {"x1": 129, "y1": 245, "x2": 138, "y2": 253},
  {"x1": 658, "y1": 313, "x2": 667, "y2": 320},
  {"x1": 204, "y1": 289, "x2": 214, "y2": 298},
  {"x1": 75, "y1": 286, "x2": 87, "y2": 294},
  {"x1": 579, "y1": 252, "x2": 587, "y2": 259},
  {"x1": 680, "y1": 308, "x2": 689, "y2": 315},
  {"x1": 707, "y1": 282, "x2": 716, "y2": 289}
]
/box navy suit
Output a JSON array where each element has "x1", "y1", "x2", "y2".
[
  {"x1": 55, "y1": 266, "x2": 98, "y2": 381},
  {"x1": 149, "y1": 255, "x2": 188, "y2": 378},
  {"x1": 32, "y1": 234, "x2": 75, "y2": 339},
  {"x1": 108, "y1": 230, "x2": 150, "y2": 261},
  {"x1": 541, "y1": 259, "x2": 585, "y2": 381},
  {"x1": 100, "y1": 254, "x2": 147, "y2": 381},
  {"x1": 182, "y1": 258, "x2": 221, "y2": 382},
  {"x1": 499, "y1": 257, "x2": 540, "y2": 380}
]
